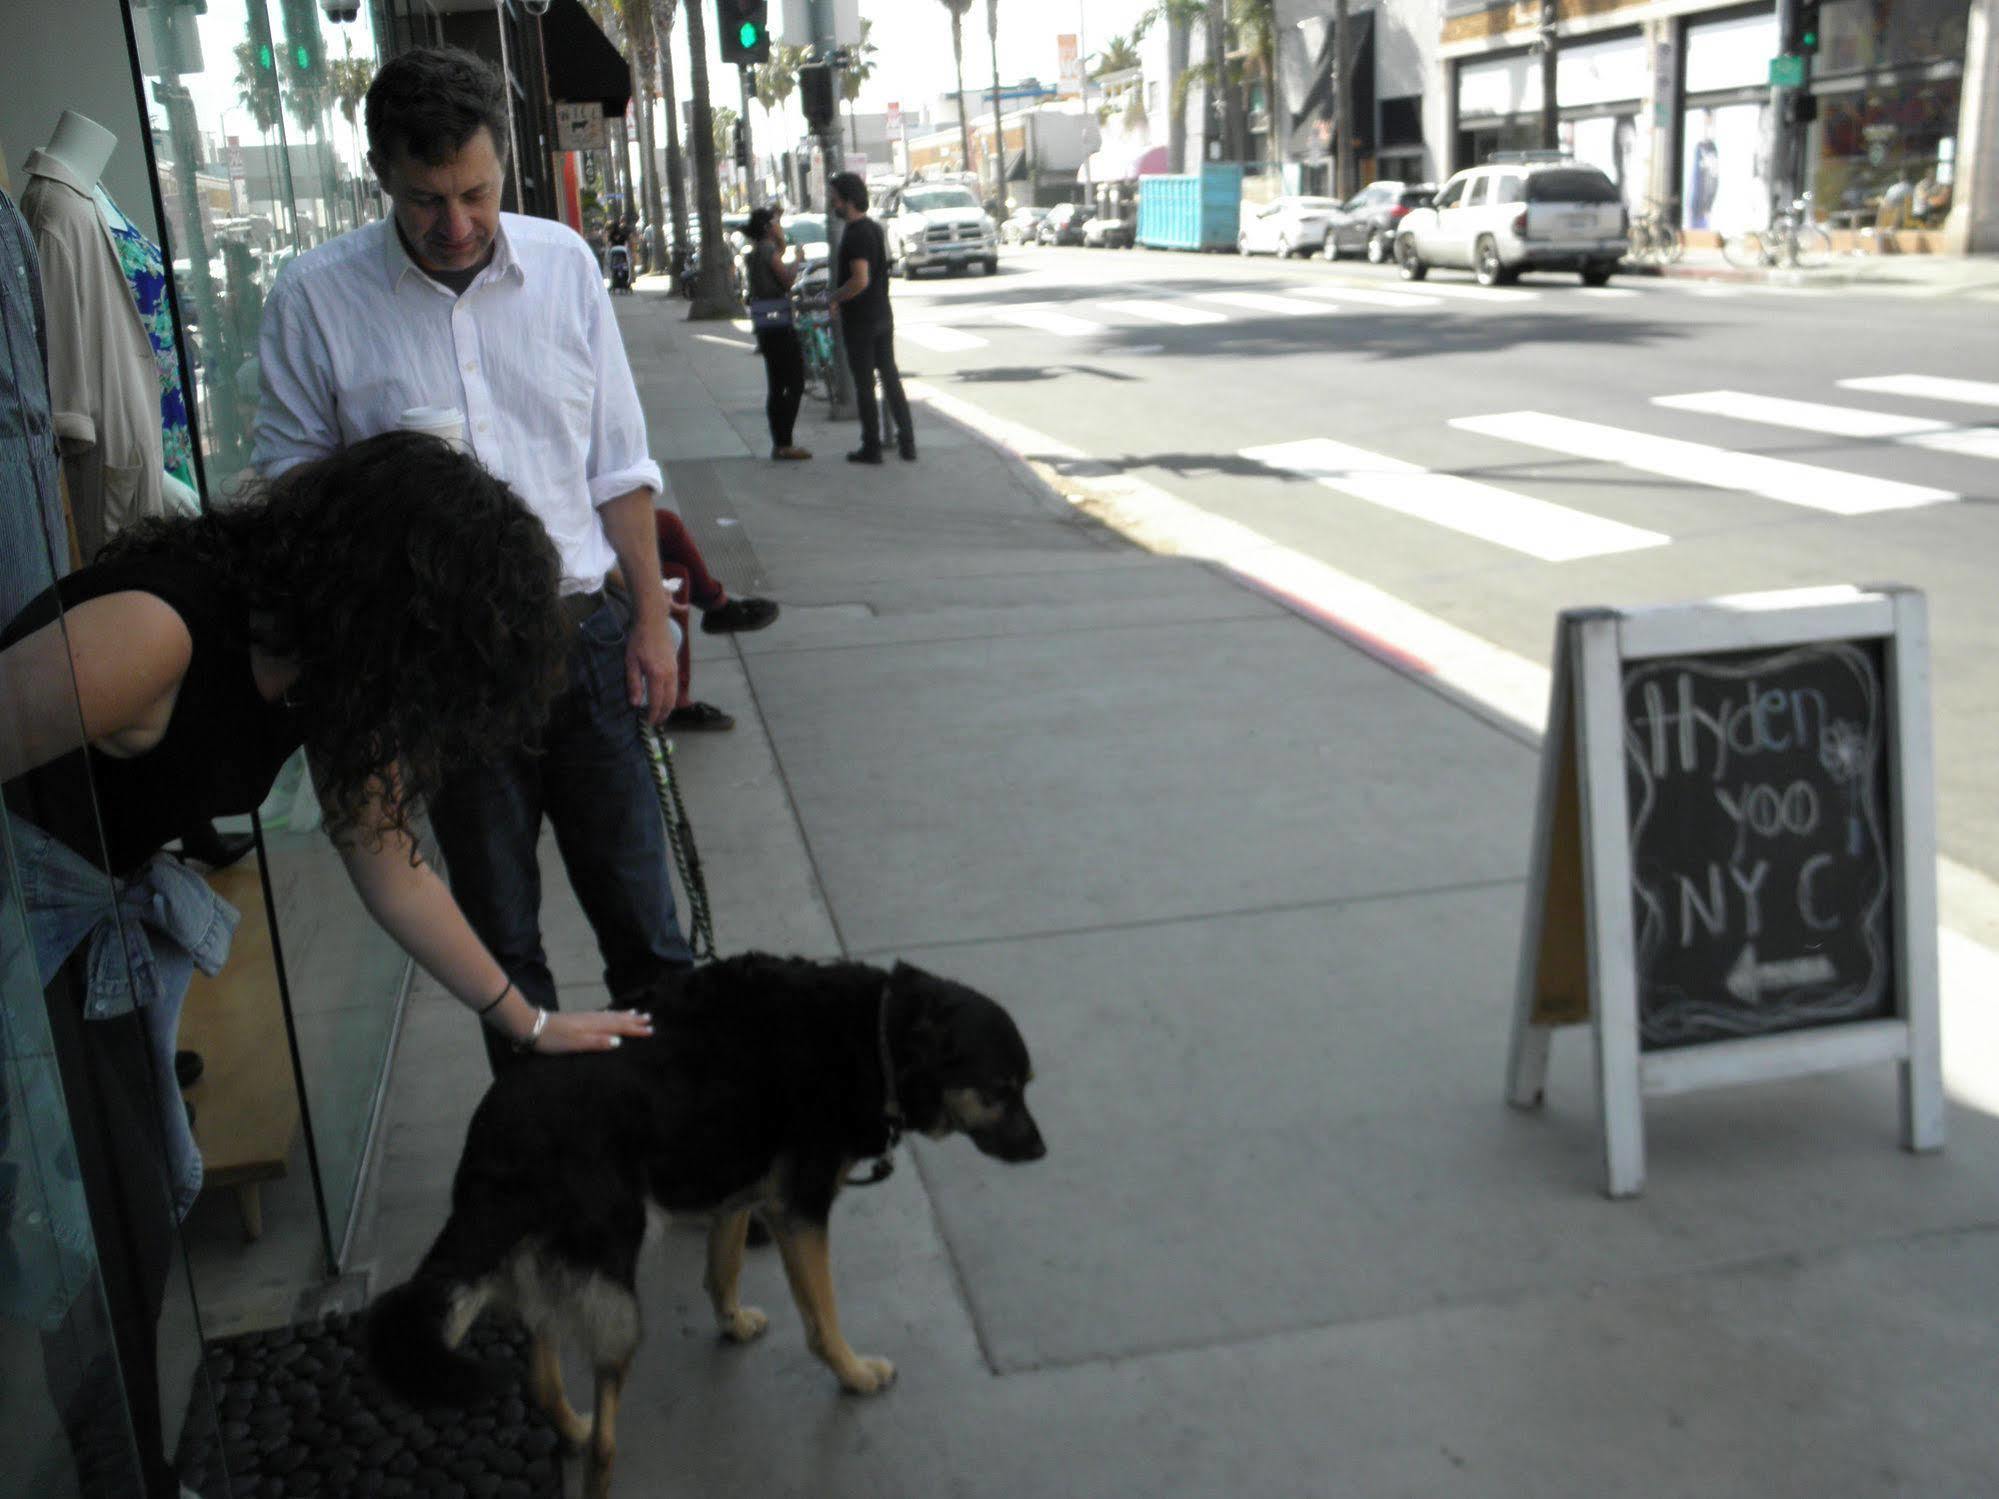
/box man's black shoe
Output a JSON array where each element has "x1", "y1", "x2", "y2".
[
  {"x1": 847, "y1": 446, "x2": 884, "y2": 464},
  {"x1": 700, "y1": 596, "x2": 780, "y2": 634},
  {"x1": 178, "y1": 822, "x2": 255, "y2": 871},
  {"x1": 898, "y1": 444, "x2": 918, "y2": 462}
]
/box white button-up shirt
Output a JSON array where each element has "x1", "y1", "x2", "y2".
[{"x1": 252, "y1": 213, "x2": 661, "y2": 594}]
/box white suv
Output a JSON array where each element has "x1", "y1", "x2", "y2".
[
  {"x1": 878, "y1": 182, "x2": 1000, "y2": 278},
  {"x1": 1394, "y1": 155, "x2": 1627, "y2": 287}
]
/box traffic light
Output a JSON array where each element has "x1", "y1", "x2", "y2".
[
  {"x1": 717, "y1": 0, "x2": 770, "y2": 65},
  {"x1": 1786, "y1": 92, "x2": 1819, "y2": 124},
  {"x1": 799, "y1": 63, "x2": 835, "y2": 131},
  {"x1": 732, "y1": 119, "x2": 749, "y2": 170},
  {"x1": 1784, "y1": 0, "x2": 1822, "y2": 57}
]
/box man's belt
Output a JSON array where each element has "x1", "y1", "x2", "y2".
[{"x1": 561, "y1": 589, "x2": 607, "y2": 625}]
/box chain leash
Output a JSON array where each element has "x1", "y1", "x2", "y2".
[{"x1": 641, "y1": 723, "x2": 716, "y2": 961}]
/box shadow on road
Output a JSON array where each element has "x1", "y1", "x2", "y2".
[{"x1": 954, "y1": 364, "x2": 1141, "y2": 384}]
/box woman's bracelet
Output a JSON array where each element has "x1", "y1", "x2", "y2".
[
  {"x1": 512, "y1": 1007, "x2": 549, "y2": 1054},
  {"x1": 475, "y1": 979, "x2": 513, "y2": 1019}
]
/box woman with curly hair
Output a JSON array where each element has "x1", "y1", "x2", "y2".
[
  {"x1": 1, "y1": 429, "x2": 653, "y2": 1058},
  {"x1": 4, "y1": 431, "x2": 653, "y2": 1497}
]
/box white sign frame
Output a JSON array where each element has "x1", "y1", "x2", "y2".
[
  {"x1": 1505, "y1": 587, "x2": 1943, "y2": 1198},
  {"x1": 555, "y1": 102, "x2": 608, "y2": 153}
]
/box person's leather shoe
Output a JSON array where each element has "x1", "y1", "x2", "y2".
[
  {"x1": 178, "y1": 822, "x2": 254, "y2": 871},
  {"x1": 701, "y1": 597, "x2": 780, "y2": 634},
  {"x1": 665, "y1": 701, "x2": 735, "y2": 732},
  {"x1": 847, "y1": 446, "x2": 884, "y2": 464},
  {"x1": 898, "y1": 442, "x2": 918, "y2": 461}
]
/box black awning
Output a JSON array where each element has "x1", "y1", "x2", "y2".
[
  {"x1": 543, "y1": 0, "x2": 632, "y2": 117},
  {"x1": 1289, "y1": 11, "x2": 1375, "y2": 159}
]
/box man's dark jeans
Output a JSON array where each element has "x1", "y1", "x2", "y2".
[
  {"x1": 843, "y1": 320, "x2": 912, "y2": 453},
  {"x1": 428, "y1": 591, "x2": 694, "y2": 1075}
]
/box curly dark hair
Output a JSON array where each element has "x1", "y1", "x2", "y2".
[{"x1": 102, "y1": 432, "x2": 567, "y2": 847}]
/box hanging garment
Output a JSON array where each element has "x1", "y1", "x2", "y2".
[
  {"x1": 18, "y1": 149, "x2": 166, "y2": 562},
  {"x1": 96, "y1": 187, "x2": 193, "y2": 490},
  {"x1": 0, "y1": 185, "x2": 66, "y2": 623}
]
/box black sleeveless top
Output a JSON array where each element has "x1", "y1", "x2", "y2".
[{"x1": 1, "y1": 556, "x2": 305, "y2": 877}]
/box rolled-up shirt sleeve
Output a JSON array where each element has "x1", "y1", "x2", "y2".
[
  {"x1": 252, "y1": 268, "x2": 342, "y2": 478},
  {"x1": 581, "y1": 255, "x2": 663, "y2": 505}
]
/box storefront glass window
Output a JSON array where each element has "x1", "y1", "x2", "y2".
[
  {"x1": 129, "y1": 0, "x2": 412, "y2": 1265},
  {"x1": 1821, "y1": 0, "x2": 1971, "y2": 75},
  {"x1": 1681, "y1": 100, "x2": 1776, "y2": 233},
  {"x1": 1814, "y1": 78, "x2": 1962, "y2": 228}
]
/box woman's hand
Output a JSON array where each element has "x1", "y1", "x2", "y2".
[{"x1": 528, "y1": 1006, "x2": 655, "y2": 1055}]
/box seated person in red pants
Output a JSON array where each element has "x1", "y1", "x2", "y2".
[{"x1": 657, "y1": 507, "x2": 780, "y2": 732}]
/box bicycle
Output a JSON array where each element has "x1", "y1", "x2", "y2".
[
  {"x1": 795, "y1": 297, "x2": 837, "y2": 401},
  {"x1": 1722, "y1": 194, "x2": 1832, "y2": 270},
  {"x1": 1626, "y1": 198, "x2": 1684, "y2": 264}
]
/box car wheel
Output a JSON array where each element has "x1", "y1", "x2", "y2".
[
  {"x1": 1367, "y1": 229, "x2": 1389, "y2": 264},
  {"x1": 1580, "y1": 264, "x2": 1614, "y2": 287},
  {"x1": 1396, "y1": 234, "x2": 1428, "y2": 282},
  {"x1": 1237, "y1": 232, "x2": 1250, "y2": 256},
  {"x1": 1278, "y1": 234, "x2": 1295, "y2": 259},
  {"x1": 1474, "y1": 236, "x2": 1506, "y2": 287},
  {"x1": 984, "y1": 257, "x2": 999, "y2": 275}
]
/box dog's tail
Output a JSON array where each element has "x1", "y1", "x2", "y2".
[{"x1": 365, "y1": 1215, "x2": 511, "y2": 1409}]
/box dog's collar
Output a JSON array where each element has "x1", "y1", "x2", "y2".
[{"x1": 847, "y1": 982, "x2": 903, "y2": 1189}]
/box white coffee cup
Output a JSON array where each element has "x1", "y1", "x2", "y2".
[{"x1": 398, "y1": 405, "x2": 469, "y2": 451}]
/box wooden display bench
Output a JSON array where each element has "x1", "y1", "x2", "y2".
[{"x1": 176, "y1": 854, "x2": 299, "y2": 1239}]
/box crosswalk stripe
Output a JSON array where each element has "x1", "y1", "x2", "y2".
[
  {"x1": 899, "y1": 323, "x2": 989, "y2": 351},
  {"x1": 1241, "y1": 437, "x2": 1670, "y2": 562},
  {"x1": 1097, "y1": 298, "x2": 1229, "y2": 326},
  {"x1": 1451, "y1": 410, "x2": 1958, "y2": 514},
  {"x1": 1839, "y1": 374, "x2": 1999, "y2": 409},
  {"x1": 1199, "y1": 291, "x2": 1329, "y2": 316},
  {"x1": 1576, "y1": 286, "x2": 1641, "y2": 298},
  {"x1": 1654, "y1": 390, "x2": 1999, "y2": 462},
  {"x1": 996, "y1": 304, "x2": 1102, "y2": 336},
  {"x1": 1285, "y1": 284, "x2": 1438, "y2": 309},
  {"x1": 1368, "y1": 279, "x2": 1540, "y2": 303}
]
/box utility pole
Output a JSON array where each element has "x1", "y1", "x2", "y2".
[
  {"x1": 987, "y1": 0, "x2": 1007, "y2": 214},
  {"x1": 808, "y1": 0, "x2": 856, "y2": 417},
  {"x1": 738, "y1": 64, "x2": 761, "y2": 206},
  {"x1": 1333, "y1": 0, "x2": 1353, "y2": 198},
  {"x1": 1539, "y1": 0, "x2": 1559, "y2": 151}
]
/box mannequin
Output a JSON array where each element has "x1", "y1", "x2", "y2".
[{"x1": 20, "y1": 110, "x2": 168, "y2": 561}]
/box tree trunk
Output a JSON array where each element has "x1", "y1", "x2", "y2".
[
  {"x1": 1334, "y1": 0, "x2": 1354, "y2": 198},
  {"x1": 631, "y1": 32, "x2": 667, "y2": 274},
  {"x1": 653, "y1": 0, "x2": 690, "y2": 280},
  {"x1": 684, "y1": 0, "x2": 734, "y2": 316},
  {"x1": 951, "y1": 13, "x2": 973, "y2": 173},
  {"x1": 986, "y1": 0, "x2": 1006, "y2": 211},
  {"x1": 1167, "y1": 11, "x2": 1191, "y2": 173}
]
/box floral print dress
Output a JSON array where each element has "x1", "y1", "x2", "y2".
[{"x1": 96, "y1": 187, "x2": 193, "y2": 488}]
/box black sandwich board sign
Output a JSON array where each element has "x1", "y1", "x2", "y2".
[{"x1": 1505, "y1": 587, "x2": 1943, "y2": 1197}]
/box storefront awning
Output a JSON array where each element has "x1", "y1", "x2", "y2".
[
  {"x1": 1289, "y1": 12, "x2": 1374, "y2": 159},
  {"x1": 1077, "y1": 143, "x2": 1169, "y2": 183},
  {"x1": 542, "y1": 0, "x2": 632, "y2": 117}
]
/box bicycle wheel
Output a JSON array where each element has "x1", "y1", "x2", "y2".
[
  {"x1": 1721, "y1": 230, "x2": 1766, "y2": 269},
  {"x1": 1660, "y1": 224, "x2": 1684, "y2": 264},
  {"x1": 1790, "y1": 224, "x2": 1831, "y2": 269},
  {"x1": 1627, "y1": 225, "x2": 1650, "y2": 264}
]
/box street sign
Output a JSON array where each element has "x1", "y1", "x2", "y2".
[
  {"x1": 1058, "y1": 34, "x2": 1080, "y2": 91},
  {"x1": 1506, "y1": 588, "x2": 1943, "y2": 1197},
  {"x1": 1768, "y1": 53, "x2": 1806, "y2": 88},
  {"x1": 555, "y1": 102, "x2": 607, "y2": 153}
]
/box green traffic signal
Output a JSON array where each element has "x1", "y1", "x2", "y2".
[
  {"x1": 295, "y1": 44, "x2": 310, "y2": 67},
  {"x1": 259, "y1": 43, "x2": 273, "y2": 68},
  {"x1": 739, "y1": 20, "x2": 760, "y2": 48}
]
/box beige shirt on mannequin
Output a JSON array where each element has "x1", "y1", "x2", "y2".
[{"x1": 19, "y1": 147, "x2": 165, "y2": 562}]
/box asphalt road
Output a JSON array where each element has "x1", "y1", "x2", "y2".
[{"x1": 883, "y1": 242, "x2": 1999, "y2": 886}]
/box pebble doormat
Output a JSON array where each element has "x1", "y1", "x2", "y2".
[{"x1": 174, "y1": 1311, "x2": 564, "y2": 1497}]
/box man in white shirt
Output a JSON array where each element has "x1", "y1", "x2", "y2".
[{"x1": 254, "y1": 47, "x2": 692, "y2": 1072}]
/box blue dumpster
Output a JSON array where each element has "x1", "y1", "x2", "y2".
[{"x1": 1136, "y1": 165, "x2": 1245, "y2": 251}]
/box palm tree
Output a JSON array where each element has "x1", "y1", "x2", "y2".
[
  {"x1": 1233, "y1": 0, "x2": 1282, "y2": 175},
  {"x1": 329, "y1": 40, "x2": 374, "y2": 227},
  {"x1": 839, "y1": 20, "x2": 879, "y2": 155},
  {"x1": 984, "y1": 0, "x2": 1006, "y2": 212},
  {"x1": 938, "y1": 0, "x2": 975, "y2": 173},
  {"x1": 1091, "y1": 33, "x2": 1142, "y2": 77},
  {"x1": 681, "y1": 0, "x2": 735, "y2": 317},
  {"x1": 652, "y1": 0, "x2": 692, "y2": 277},
  {"x1": 1134, "y1": 0, "x2": 1205, "y2": 172},
  {"x1": 584, "y1": 0, "x2": 670, "y2": 272}
]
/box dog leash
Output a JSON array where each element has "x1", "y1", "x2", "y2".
[
  {"x1": 845, "y1": 985, "x2": 905, "y2": 1188},
  {"x1": 641, "y1": 723, "x2": 717, "y2": 961}
]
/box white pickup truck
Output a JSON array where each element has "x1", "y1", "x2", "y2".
[{"x1": 1395, "y1": 157, "x2": 1628, "y2": 287}]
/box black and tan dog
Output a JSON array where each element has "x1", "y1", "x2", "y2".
[{"x1": 366, "y1": 954, "x2": 1044, "y2": 1497}]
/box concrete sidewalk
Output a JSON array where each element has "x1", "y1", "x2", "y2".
[
  {"x1": 350, "y1": 287, "x2": 1999, "y2": 1497},
  {"x1": 1635, "y1": 243, "x2": 1999, "y2": 293}
]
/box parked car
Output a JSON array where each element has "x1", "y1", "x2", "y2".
[
  {"x1": 1082, "y1": 213, "x2": 1135, "y2": 249},
  {"x1": 1322, "y1": 180, "x2": 1437, "y2": 263},
  {"x1": 1000, "y1": 205, "x2": 1049, "y2": 244},
  {"x1": 734, "y1": 211, "x2": 831, "y2": 295},
  {"x1": 1395, "y1": 155, "x2": 1627, "y2": 287},
  {"x1": 1237, "y1": 195, "x2": 1344, "y2": 258},
  {"x1": 877, "y1": 181, "x2": 1000, "y2": 276},
  {"x1": 1036, "y1": 202, "x2": 1089, "y2": 246}
]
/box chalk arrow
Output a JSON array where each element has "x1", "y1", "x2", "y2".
[{"x1": 1726, "y1": 944, "x2": 1838, "y2": 1005}]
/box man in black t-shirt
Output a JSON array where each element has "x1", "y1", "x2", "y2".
[{"x1": 827, "y1": 172, "x2": 914, "y2": 463}]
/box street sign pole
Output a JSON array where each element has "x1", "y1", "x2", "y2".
[
  {"x1": 809, "y1": 0, "x2": 856, "y2": 419},
  {"x1": 1771, "y1": 0, "x2": 1800, "y2": 221}
]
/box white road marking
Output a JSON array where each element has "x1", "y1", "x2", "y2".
[
  {"x1": 996, "y1": 303, "x2": 1103, "y2": 336},
  {"x1": 1198, "y1": 291, "x2": 1330, "y2": 316},
  {"x1": 1366, "y1": 279, "x2": 1540, "y2": 303},
  {"x1": 1655, "y1": 390, "x2": 1999, "y2": 462},
  {"x1": 899, "y1": 323, "x2": 989, "y2": 352},
  {"x1": 1097, "y1": 298, "x2": 1230, "y2": 326},
  {"x1": 1241, "y1": 437, "x2": 1670, "y2": 562},
  {"x1": 1285, "y1": 284, "x2": 1439, "y2": 309},
  {"x1": 1839, "y1": 374, "x2": 1999, "y2": 409},
  {"x1": 1451, "y1": 410, "x2": 1959, "y2": 514},
  {"x1": 1576, "y1": 286, "x2": 1641, "y2": 298}
]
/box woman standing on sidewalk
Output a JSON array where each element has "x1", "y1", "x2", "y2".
[{"x1": 745, "y1": 207, "x2": 811, "y2": 462}]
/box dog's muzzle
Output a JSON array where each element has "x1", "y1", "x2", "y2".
[{"x1": 973, "y1": 1109, "x2": 1047, "y2": 1163}]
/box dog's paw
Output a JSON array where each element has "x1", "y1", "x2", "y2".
[
  {"x1": 719, "y1": 1305, "x2": 769, "y2": 1344},
  {"x1": 837, "y1": 1355, "x2": 896, "y2": 1395}
]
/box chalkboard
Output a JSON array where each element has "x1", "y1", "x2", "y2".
[{"x1": 1622, "y1": 642, "x2": 1895, "y2": 1050}]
